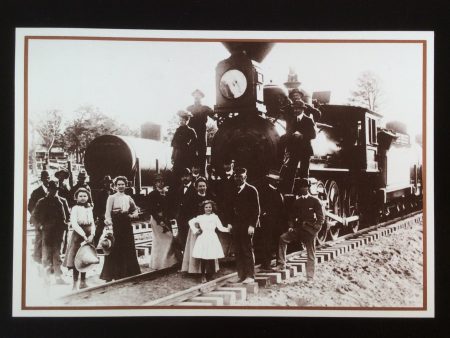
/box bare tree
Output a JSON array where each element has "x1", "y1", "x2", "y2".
[
  {"x1": 349, "y1": 71, "x2": 383, "y2": 112},
  {"x1": 32, "y1": 110, "x2": 63, "y2": 163}
]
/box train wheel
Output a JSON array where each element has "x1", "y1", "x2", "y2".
[
  {"x1": 327, "y1": 181, "x2": 342, "y2": 240},
  {"x1": 315, "y1": 180, "x2": 328, "y2": 245},
  {"x1": 345, "y1": 186, "x2": 360, "y2": 233}
]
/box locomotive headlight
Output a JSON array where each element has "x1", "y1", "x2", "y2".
[{"x1": 219, "y1": 69, "x2": 247, "y2": 99}]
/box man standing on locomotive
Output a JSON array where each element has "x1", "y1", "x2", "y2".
[
  {"x1": 275, "y1": 178, "x2": 324, "y2": 281},
  {"x1": 279, "y1": 88, "x2": 322, "y2": 194},
  {"x1": 171, "y1": 110, "x2": 198, "y2": 182},
  {"x1": 186, "y1": 89, "x2": 214, "y2": 177},
  {"x1": 228, "y1": 167, "x2": 260, "y2": 284}
]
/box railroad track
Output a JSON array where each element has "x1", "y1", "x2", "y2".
[{"x1": 56, "y1": 211, "x2": 422, "y2": 307}]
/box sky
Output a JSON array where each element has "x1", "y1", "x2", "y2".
[{"x1": 28, "y1": 39, "x2": 423, "y2": 137}]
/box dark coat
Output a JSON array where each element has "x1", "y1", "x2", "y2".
[
  {"x1": 172, "y1": 183, "x2": 198, "y2": 223},
  {"x1": 230, "y1": 183, "x2": 260, "y2": 231},
  {"x1": 28, "y1": 186, "x2": 47, "y2": 222},
  {"x1": 146, "y1": 189, "x2": 171, "y2": 224},
  {"x1": 57, "y1": 182, "x2": 71, "y2": 202},
  {"x1": 171, "y1": 125, "x2": 198, "y2": 169},
  {"x1": 214, "y1": 174, "x2": 236, "y2": 224},
  {"x1": 186, "y1": 103, "x2": 213, "y2": 147},
  {"x1": 257, "y1": 182, "x2": 285, "y2": 229},
  {"x1": 289, "y1": 195, "x2": 325, "y2": 235},
  {"x1": 92, "y1": 187, "x2": 113, "y2": 220},
  {"x1": 31, "y1": 195, "x2": 70, "y2": 231},
  {"x1": 285, "y1": 105, "x2": 322, "y2": 157}
]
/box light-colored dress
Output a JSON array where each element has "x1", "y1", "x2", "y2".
[
  {"x1": 149, "y1": 216, "x2": 178, "y2": 270},
  {"x1": 63, "y1": 205, "x2": 95, "y2": 268},
  {"x1": 189, "y1": 213, "x2": 230, "y2": 259}
]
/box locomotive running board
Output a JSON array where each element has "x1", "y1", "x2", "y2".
[{"x1": 325, "y1": 211, "x2": 359, "y2": 227}]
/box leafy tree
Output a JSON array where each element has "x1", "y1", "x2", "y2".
[
  {"x1": 31, "y1": 109, "x2": 63, "y2": 162},
  {"x1": 62, "y1": 105, "x2": 139, "y2": 163},
  {"x1": 349, "y1": 71, "x2": 383, "y2": 112}
]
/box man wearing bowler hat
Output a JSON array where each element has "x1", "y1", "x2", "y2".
[
  {"x1": 28, "y1": 170, "x2": 51, "y2": 265},
  {"x1": 31, "y1": 180, "x2": 70, "y2": 285},
  {"x1": 275, "y1": 178, "x2": 324, "y2": 281},
  {"x1": 186, "y1": 89, "x2": 214, "y2": 177},
  {"x1": 69, "y1": 170, "x2": 92, "y2": 207},
  {"x1": 227, "y1": 167, "x2": 260, "y2": 284},
  {"x1": 279, "y1": 88, "x2": 322, "y2": 194},
  {"x1": 55, "y1": 169, "x2": 71, "y2": 202},
  {"x1": 171, "y1": 110, "x2": 198, "y2": 181}
]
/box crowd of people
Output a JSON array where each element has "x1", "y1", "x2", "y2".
[{"x1": 27, "y1": 87, "x2": 325, "y2": 291}]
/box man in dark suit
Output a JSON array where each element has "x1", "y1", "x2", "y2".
[
  {"x1": 228, "y1": 167, "x2": 260, "y2": 284},
  {"x1": 279, "y1": 88, "x2": 322, "y2": 193},
  {"x1": 255, "y1": 174, "x2": 285, "y2": 271},
  {"x1": 171, "y1": 168, "x2": 198, "y2": 251},
  {"x1": 28, "y1": 170, "x2": 50, "y2": 264},
  {"x1": 171, "y1": 110, "x2": 198, "y2": 182},
  {"x1": 31, "y1": 180, "x2": 70, "y2": 285},
  {"x1": 275, "y1": 178, "x2": 324, "y2": 281},
  {"x1": 186, "y1": 89, "x2": 214, "y2": 177}
]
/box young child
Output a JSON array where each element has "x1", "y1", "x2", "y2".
[
  {"x1": 63, "y1": 188, "x2": 95, "y2": 290},
  {"x1": 188, "y1": 200, "x2": 231, "y2": 283}
]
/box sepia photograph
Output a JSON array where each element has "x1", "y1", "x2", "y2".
[{"x1": 13, "y1": 29, "x2": 434, "y2": 317}]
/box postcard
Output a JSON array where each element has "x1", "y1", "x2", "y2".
[{"x1": 13, "y1": 29, "x2": 434, "y2": 317}]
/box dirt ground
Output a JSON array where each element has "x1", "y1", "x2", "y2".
[{"x1": 243, "y1": 222, "x2": 424, "y2": 307}]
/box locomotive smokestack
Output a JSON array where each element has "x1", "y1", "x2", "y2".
[{"x1": 222, "y1": 42, "x2": 275, "y2": 62}]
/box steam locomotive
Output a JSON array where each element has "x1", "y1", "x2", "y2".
[{"x1": 84, "y1": 42, "x2": 423, "y2": 243}]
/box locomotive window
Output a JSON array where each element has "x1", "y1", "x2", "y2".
[
  {"x1": 366, "y1": 117, "x2": 378, "y2": 145},
  {"x1": 219, "y1": 69, "x2": 247, "y2": 99}
]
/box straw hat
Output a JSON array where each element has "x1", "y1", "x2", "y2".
[{"x1": 74, "y1": 243, "x2": 100, "y2": 272}]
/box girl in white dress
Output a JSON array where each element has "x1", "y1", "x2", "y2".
[
  {"x1": 189, "y1": 200, "x2": 231, "y2": 283},
  {"x1": 63, "y1": 188, "x2": 95, "y2": 290}
]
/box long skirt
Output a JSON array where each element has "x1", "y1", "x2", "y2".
[
  {"x1": 149, "y1": 216, "x2": 178, "y2": 270},
  {"x1": 181, "y1": 228, "x2": 218, "y2": 274},
  {"x1": 100, "y1": 213, "x2": 141, "y2": 281},
  {"x1": 63, "y1": 224, "x2": 93, "y2": 268}
]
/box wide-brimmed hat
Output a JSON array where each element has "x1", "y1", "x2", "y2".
[
  {"x1": 97, "y1": 232, "x2": 115, "y2": 256},
  {"x1": 181, "y1": 167, "x2": 192, "y2": 177},
  {"x1": 74, "y1": 243, "x2": 100, "y2": 272},
  {"x1": 192, "y1": 89, "x2": 205, "y2": 98},
  {"x1": 40, "y1": 170, "x2": 50, "y2": 180},
  {"x1": 55, "y1": 169, "x2": 69, "y2": 180}
]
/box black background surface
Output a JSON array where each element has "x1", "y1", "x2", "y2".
[{"x1": 1, "y1": 0, "x2": 448, "y2": 337}]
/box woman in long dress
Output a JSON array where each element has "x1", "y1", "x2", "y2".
[
  {"x1": 189, "y1": 200, "x2": 231, "y2": 282},
  {"x1": 181, "y1": 177, "x2": 219, "y2": 274},
  {"x1": 146, "y1": 174, "x2": 178, "y2": 270},
  {"x1": 100, "y1": 176, "x2": 141, "y2": 282}
]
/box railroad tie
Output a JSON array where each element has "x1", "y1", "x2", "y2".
[
  {"x1": 190, "y1": 296, "x2": 224, "y2": 306},
  {"x1": 216, "y1": 287, "x2": 247, "y2": 301},
  {"x1": 255, "y1": 272, "x2": 282, "y2": 284},
  {"x1": 225, "y1": 282, "x2": 259, "y2": 294},
  {"x1": 287, "y1": 262, "x2": 306, "y2": 273},
  {"x1": 254, "y1": 276, "x2": 272, "y2": 288},
  {"x1": 204, "y1": 291, "x2": 236, "y2": 305},
  {"x1": 286, "y1": 265, "x2": 300, "y2": 277}
]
